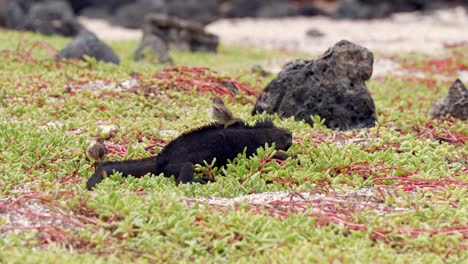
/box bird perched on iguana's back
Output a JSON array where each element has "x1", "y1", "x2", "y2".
[
  {"x1": 88, "y1": 137, "x2": 107, "y2": 162},
  {"x1": 212, "y1": 96, "x2": 243, "y2": 127},
  {"x1": 86, "y1": 119, "x2": 292, "y2": 190}
]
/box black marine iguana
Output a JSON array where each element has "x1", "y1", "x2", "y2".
[{"x1": 86, "y1": 119, "x2": 292, "y2": 190}]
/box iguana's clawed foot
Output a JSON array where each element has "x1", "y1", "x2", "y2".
[{"x1": 191, "y1": 176, "x2": 215, "y2": 184}]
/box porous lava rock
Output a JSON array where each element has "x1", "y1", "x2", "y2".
[
  {"x1": 428, "y1": 79, "x2": 468, "y2": 120},
  {"x1": 134, "y1": 34, "x2": 172, "y2": 64},
  {"x1": 57, "y1": 30, "x2": 120, "y2": 64},
  {"x1": 142, "y1": 14, "x2": 219, "y2": 53},
  {"x1": 252, "y1": 40, "x2": 377, "y2": 131}
]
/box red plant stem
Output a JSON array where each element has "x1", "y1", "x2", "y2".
[
  {"x1": 445, "y1": 244, "x2": 468, "y2": 258},
  {"x1": 373, "y1": 176, "x2": 468, "y2": 189},
  {"x1": 376, "y1": 166, "x2": 416, "y2": 174}
]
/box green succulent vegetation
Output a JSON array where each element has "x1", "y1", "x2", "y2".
[{"x1": 0, "y1": 29, "x2": 467, "y2": 263}]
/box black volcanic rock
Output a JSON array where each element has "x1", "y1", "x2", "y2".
[
  {"x1": 134, "y1": 34, "x2": 172, "y2": 64},
  {"x1": 57, "y1": 30, "x2": 120, "y2": 64},
  {"x1": 334, "y1": 0, "x2": 455, "y2": 19},
  {"x1": 0, "y1": 1, "x2": 26, "y2": 30},
  {"x1": 220, "y1": 0, "x2": 297, "y2": 18},
  {"x1": 335, "y1": 0, "x2": 393, "y2": 19},
  {"x1": 23, "y1": 0, "x2": 82, "y2": 36},
  {"x1": 3, "y1": 0, "x2": 459, "y2": 31},
  {"x1": 166, "y1": 0, "x2": 221, "y2": 25},
  {"x1": 70, "y1": 0, "x2": 133, "y2": 13},
  {"x1": 256, "y1": 1, "x2": 297, "y2": 17},
  {"x1": 252, "y1": 40, "x2": 377, "y2": 131},
  {"x1": 0, "y1": 0, "x2": 82, "y2": 36},
  {"x1": 111, "y1": 0, "x2": 221, "y2": 29},
  {"x1": 142, "y1": 14, "x2": 219, "y2": 53},
  {"x1": 428, "y1": 79, "x2": 468, "y2": 120}
]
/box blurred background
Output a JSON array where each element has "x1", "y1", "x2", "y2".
[
  {"x1": 2, "y1": 0, "x2": 467, "y2": 27},
  {"x1": 0, "y1": 0, "x2": 467, "y2": 55}
]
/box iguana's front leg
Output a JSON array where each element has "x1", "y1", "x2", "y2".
[
  {"x1": 164, "y1": 162, "x2": 195, "y2": 184},
  {"x1": 272, "y1": 150, "x2": 290, "y2": 161},
  {"x1": 272, "y1": 150, "x2": 301, "y2": 165}
]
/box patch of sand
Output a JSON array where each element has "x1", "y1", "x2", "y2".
[
  {"x1": 207, "y1": 7, "x2": 468, "y2": 55},
  {"x1": 78, "y1": 17, "x2": 142, "y2": 40},
  {"x1": 186, "y1": 187, "x2": 409, "y2": 217},
  {"x1": 80, "y1": 7, "x2": 468, "y2": 55}
]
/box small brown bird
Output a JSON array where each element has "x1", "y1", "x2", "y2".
[
  {"x1": 251, "y1": 64, "x2": 271, "y2": 77},
  {"x1": 88, "y1": 137, "x2": 107, "y2": 162},
  {"x1": 212, "y1": 96, "x2": 242, "y2": 127}
]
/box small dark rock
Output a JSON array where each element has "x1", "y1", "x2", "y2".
[
  {"x1": 134, "y1": 34, "x2": 172, "y2": 64},
  {"x1": 428, "y1": 79, "x2": 468, "y2": 120},
  {"x1": 252, "y1": 40, "x2": 377, "y2": 131},
  {"x1": 142, "y1": 14, "x2": 219, "y2": 53},
  {"x1": 57, "y1": 30, "x2": 120, "y2": 64},
  {"x1": 305, "y1": 28, "x2": 325, "y2": 38}
]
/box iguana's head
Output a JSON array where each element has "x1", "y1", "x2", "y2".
[{"x1": 267, "y1": 127, "x2": 292, "y2": 151}]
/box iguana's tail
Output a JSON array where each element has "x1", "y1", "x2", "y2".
[{"x1": 86, "y1": 156, "x2": 158, "y2": 190}]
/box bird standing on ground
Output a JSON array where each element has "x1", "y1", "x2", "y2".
[
  {"x1": 212, "y1": 96, "x2": 242, "y2": 127},
  {"x1": 251, "y1": 64, "x2": 271, "y2": 77},
  {"x1": 88, "y1": 137, "x2": 107, "y2": 163}
]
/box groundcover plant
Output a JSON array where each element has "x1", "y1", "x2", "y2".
[{"x1": 0, "y1": 30, "x2": 466, "y2": 263}]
